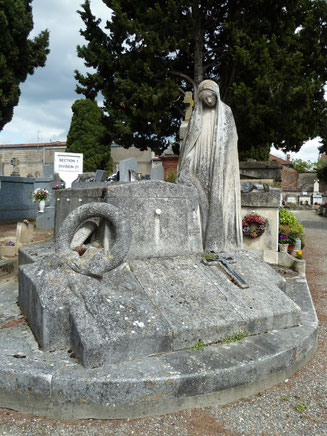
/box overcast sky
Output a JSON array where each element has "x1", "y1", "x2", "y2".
[{"x1": 0, "y1": 0, "x2": 323, "y2": 162}]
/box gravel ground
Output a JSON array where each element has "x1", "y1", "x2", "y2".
[{"x1": 0, "y1": 209, "x2": 326, "y2": 435}]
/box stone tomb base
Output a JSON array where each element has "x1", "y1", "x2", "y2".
[
  {"x1": 0, "y1": 257, "x2": 317, "y2": 419},
  {"x1": 18, "y1": 245, "x2": 301, "y2": 369}
]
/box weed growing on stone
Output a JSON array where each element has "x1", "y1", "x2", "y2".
[
  {"x1": 221, "y1": 331, "x2": 247, "y2": 344},
  {"x1": 192, "y1": 340, "x2": 207, "y2": 351},
  {"x1": 282, "y1": 396, "x2": 290, "y2": 401},
  {"x1": 203, "y1": 252, "x2": 216, "y2": 260},
  {"x1": 293, "y1": 403, "x2": 307, "y2": 412}
]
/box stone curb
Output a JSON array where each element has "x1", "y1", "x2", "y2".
[{"x1": 0, "y1": 275, "x2": 318, "y2": 419}]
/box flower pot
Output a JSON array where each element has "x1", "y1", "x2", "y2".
[
  {"x1": 288, "y1": 244, "x2": 295, "y2": 256},
  {"x1": 294, "y1": 259, "x2": 306, "y2": 276},
  {"x1": 38, "y1": 200, "x2": 46, "y2": 213},
  {"x1": 1, "y1": 245, "x2": 16, "y2": 257},
  {"x1": 279, "y1": 243, "x2": 289, "y2": 253}
]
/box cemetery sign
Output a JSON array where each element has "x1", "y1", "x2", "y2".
[{"x1": 54, "y1": 152, "x2": 83, "y2": 188}]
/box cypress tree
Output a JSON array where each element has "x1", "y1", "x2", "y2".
[
  {"x1": 66, "y1": 99, "x2": 113, "y2": 173},
  {"x1": 75, "y1": 0, "x2": 327, "y2": 160},
  {"x1": 0, "y1": 0, "x2": 49, "y2": 130}
]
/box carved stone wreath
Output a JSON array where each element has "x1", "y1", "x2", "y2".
[
  {"x1": 242, "y1": 213, "x2": 266, "y2": 239},
  {"x1": 55, "y1": 202, "x2": 132, "y2": 277}
]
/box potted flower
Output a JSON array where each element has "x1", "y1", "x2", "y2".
[
  {"x1": 279, "y1": 225, "x2": 290, "y2": 252},
  {"x1": 1, "y1": 240, "x2": 16, "y2": 257},
  {"x1": 32, "y1": 188, "x2": 50, "y2": 213},
  {"x1": 278, "y1": 233, "x2": 289, "y2": 252},
  {"x1": 53, "y1": 183, "x2": 65, "y2": 190}
]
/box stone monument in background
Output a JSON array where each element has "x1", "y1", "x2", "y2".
[{"x1": 10, "y1": 157, "x2": 20, "y2": 177}]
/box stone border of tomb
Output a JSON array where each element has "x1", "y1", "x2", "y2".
[{"x1": 0, "y1": 273, "x2": 317, "y2": 419}]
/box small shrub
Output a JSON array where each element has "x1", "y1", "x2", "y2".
[{"x1": 166, "y1": 168, "x2": 177, "y2": 183}]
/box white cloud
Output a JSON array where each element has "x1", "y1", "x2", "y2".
[{"x1": 271, "y1": 138, "x2": 322, "y2": 163}]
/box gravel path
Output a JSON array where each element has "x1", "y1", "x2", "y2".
[{"x1": 0, "y1": 209, "x2": 326, "y2": 435}]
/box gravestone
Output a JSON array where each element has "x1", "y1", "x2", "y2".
[
  {"x1": 119, "y1": 158, "x2": 138, "y2": 182},
  {"x1": 151, "y1": 165, "x2": 164, "y2": 181},
  {"x1": 16, "y1": 221, "x2": 34, "y2": 244},
  {"x1": 44, "y1": 163, "x2": 54, "y2": 178},
  {"x1": 95, "y1": 169, "x2": 107, "y2": 182},
  {"x1": 36, "y1": 206, "x2": 55, "y2": 230}
]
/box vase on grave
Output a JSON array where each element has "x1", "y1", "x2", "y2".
[
  {"x1": 38, "y1": 200, "x2": 46, "y2": 213},
  {"x1": 278, "y1": 243, "x2": 289, "y2": 253}
]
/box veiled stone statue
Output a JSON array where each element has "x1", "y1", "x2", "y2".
[{"x1": 177, "y1": 80, "x2": 242, "y2": 252}]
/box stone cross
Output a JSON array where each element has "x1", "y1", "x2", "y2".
[
  {"x1": 10, "y1": 157, "x2": 20, "y2": 175},
  {"x1": 183, "y1": 91, "x2": 194, "y2": 122},
  {"x1": 179, "y1": 92, "x2": 194, "y2": 141}
]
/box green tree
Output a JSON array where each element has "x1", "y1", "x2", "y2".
[
  {"x1": 75, "y1": 1, "x2": 327, "y2": 159},
  {"x1": 66, "y1": 99, "x2": 113, "y2": 173},
  {"x1": 291, "y1": 159, "x2": 314, "y2": 172},
  {"x1": 0, "y1": 0, "x2": 49, "y2": 130},
  {"x1": 316, "y1": 157, "x2": 327, "y2": 183}
]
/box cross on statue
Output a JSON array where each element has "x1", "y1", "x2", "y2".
[{"x1": 183, "y1": 91, "x2": 194, "y2": 122}]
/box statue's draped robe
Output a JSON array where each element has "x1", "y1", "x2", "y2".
[{"x1": 177, "y1": 80, "x2": 242, "y2": 252}]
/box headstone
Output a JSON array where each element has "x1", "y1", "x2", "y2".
[
  {"x1": 151, "y1": 165, "x2": 164, "y2": 181},
  {"x1": 36, "y1": 206, "x2": 55, "y2": 230},
  {"x1": 119, "y1": 158, "x2": 138, "y2": 182},
  {"x1": 16, "y1": 221, "x2": 34, "y2": 244},
  {"x1": 95, "y1": 169, "x2": 107, "y2": 183},
  {"x1": 286, "y1": 195, "x2": 297, "y2": 204},
  {"x1": 54, "y1": 152, "x2": 83, "y2": 188},
  {"x1": 313, "y1": 179, "x2": 319, "y2": 193},
  {"x1": 312, "y1": 193, "x2": 322, "y2": 205},
  {"x1": 43, "y1": 164, "x2": 54, "y2": 178}
]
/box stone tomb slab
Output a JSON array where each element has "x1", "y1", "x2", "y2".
[{"x1": 131, "y1": 252, "x2": 301, "y2": 350}]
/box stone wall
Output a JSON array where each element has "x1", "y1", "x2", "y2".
[
  {"x1": 111, "y1": 145, "x2": 154, "y2": 177},
  {"x1": 0, "y1": 146, "x2": 65, "y2": 177},
  {"x1": 281, "y1": 166, "x2": 298, "y2": 191},
  {"x1": 239, "y1": 161, "x2": 282, "y2": 182}
]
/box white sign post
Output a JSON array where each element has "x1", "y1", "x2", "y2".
[{"x1": 54, "y1": 152, "x2": 83, "y2": 188}]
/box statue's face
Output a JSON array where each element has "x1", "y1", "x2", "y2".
[{"x1": 199, "y1": 90, "x2": 217, "y2": 108}]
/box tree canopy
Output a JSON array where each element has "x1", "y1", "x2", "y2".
[
  {"x1": 291, "y1": 159, "x2": 315, "y2": 172},
  {"x1": 316, "y1": 157, "x2": 327, "y2": 183},
  {"x1": 75, "y1": 0, "x2": 327, "y2": 160},
  {"x1": 66, "y1": 98, "x2": 113, "y2": 173},
  {"x1": 0, "y1": 0, "x2": 49, "y2": 130}
]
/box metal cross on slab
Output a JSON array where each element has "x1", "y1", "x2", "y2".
[{"x1": 206, "y1": 251, "x2": 249, "y2": 289}]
